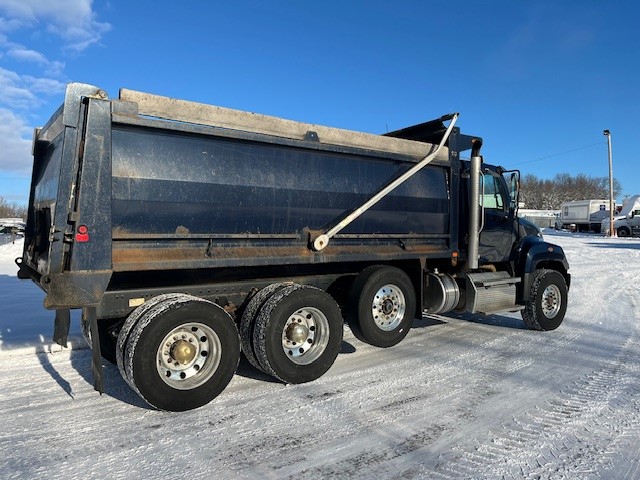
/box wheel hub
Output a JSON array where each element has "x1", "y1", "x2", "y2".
[
  {"x1": 156, "y1": 323, "x2": 222, "y2": 390},
  {"x1": 281, "y1": 307, "x2": 329, "y2": 366},
  {"x1": 381, "y1": 299, "x2": 395, "y2": 315},
  {"x1": 171, "y1": 339, "x2": 196, "y2": 365},
  {"x1": 371, "y1": 284, "x2": 406, "y2": 331},
  {"x1": 286, "y1": 322, "x2": 309, "y2": 344},
  {"x1": 541, "y1": 284, "x2": 561, "y2": 318}
]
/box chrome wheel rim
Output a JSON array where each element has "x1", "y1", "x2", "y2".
[
  {"x1": 541, "y1": 284, "x2": 561, "y2": 319},
  {"x1": 281, "y1": 307, "x2": 329, "y2": 365},
  {"x1": 372, "y1": 284, "x2": 406, "y2": 331},
  {"x1": 156, "y1": 323, "x2": 221, "y2": 390}
]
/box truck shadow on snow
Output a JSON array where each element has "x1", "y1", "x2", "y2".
[
  {"x1": 65, "y1": 341, "x2": 360, "y2": 403},
  {"x1": 40, "y1": 347, "x2": 145, "y2": 409},
  {"x1": 235, "y1": 356, "x2": 281, "y2": 383},
  {"x1": 234, "y1": 340, "x2": 358, "y2": 382},
  {"x1": 37, "y1": 354, "x2": 74, "y2": 398},
  {"x1": 242, "y1": 313, "x2": 524, "y2": 385},
  {"x1": 0, "y1": 273, "x2": 146, "y2": 408},
  {"x1": 589, "y1": 242, "x2": 640, "y2": 250},
  {"x1": 417, "y1": 311, "x2": 527, "y2": 330},
  {"x1": 69, "y1": 352, "x2": 149, "y2": 409}
]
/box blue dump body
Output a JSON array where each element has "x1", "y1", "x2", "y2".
[
  {"x1": 111, "y1": 125, "x2": 449, "y2": 238},
  {"x1": 102, "y1": 96, "x2": 462, "y2": 278},
  {"x1": 19, "y1": 84, "x2": 463, "y2": 311}
]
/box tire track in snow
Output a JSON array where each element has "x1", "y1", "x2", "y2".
[
  {"x1": 259, "y1": 309, "x2": 587, "y2": 478},
  {"x1": 423, "y1": 294, "x2": 640, "y2": 480},
  {"x1": 205, "y1": 321, "x2": 517, "y2": 476},
  {"x1": 222, "y1": 297, "x2": 585, "y2": 471},
  {"x1": 286, "y1": 424, "x2": 449, "y2": 479}
]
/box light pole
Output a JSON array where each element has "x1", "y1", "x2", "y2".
[{"x1": 603, "y1": 129, "x2": 614, "y2": 237}]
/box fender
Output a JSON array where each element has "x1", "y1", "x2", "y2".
[{"x1": 515, "y1": 236, "x2": 571, "y2": 302}]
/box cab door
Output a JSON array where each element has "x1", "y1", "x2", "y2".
[{"x1": 478, "y1": 171, "x2": 517, "y2": 263}]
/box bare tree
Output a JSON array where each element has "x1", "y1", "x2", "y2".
[
  {"x1": 520, "y1": 173, "x2": 621, "y2": 210},
  {"x1": 0, "y1": 196, "x2": 27, "y2": 219}
]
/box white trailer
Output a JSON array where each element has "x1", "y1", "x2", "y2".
[
  {"x1": 556, "y1": 199, "x2": 613, "y2": 232},
  {"x1": 0, "y1": 218, "x2": 25, "y2": 227}
]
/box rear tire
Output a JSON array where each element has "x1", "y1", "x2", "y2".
[
  {"x1": 239, "y1": 283, "x2": 289, "y2": 372},
  {"x1": 253, "y1": 284, "x2": 343, "y2": 384},
  {"x1": 116, "y1": 293, "x2": 187, "y2": 382},
  {"x1": 120, "y1": 294, "x2": 240, "y2": 411},
  {"x1": 348, "y1": 266, "x2": 416, "y2": 347},
  {"x1": 522, "y1": 269, "x2": 568, "y2": 331}
]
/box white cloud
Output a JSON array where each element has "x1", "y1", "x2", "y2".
[
  {"x1": 0, "y1": 108, "x2": 32, "y2": 173},
  {"x1": 0, "y1": 68, "x2": 37, "y2": 109},
  {"x1": 7, "y1": 45, "x2": 48, "y2": 64},
  {"x1": 0, "y1": 0, "x2": 34, "y2": 22},
  {"x1": 23, "y1": 75, "x2": 65, "y2": 94},
  {"x1": 0, "y1": 17, "x2": 23, "y2": 33},
  {"x1": 0, "y1": 0, "x2": 111, "y2": 52},
  {"x1": 0, "y1": 0, "x2": 109, "y2": 181},
  {"x1": 0, "y1": 67, "x2": 64, "y2": 109},
  {"x1": 0, "y1": 36, "x2": 67, "y2": 77}
]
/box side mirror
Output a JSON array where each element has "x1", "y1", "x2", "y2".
[{"x1": 508, "y1": 172, "x2": 519, "y2": 210}]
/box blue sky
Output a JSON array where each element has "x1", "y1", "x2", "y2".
[{"x1": 0, "y1": 0, "x2": 638, "y2": 206}]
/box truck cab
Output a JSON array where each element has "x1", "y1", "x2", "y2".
[
  {"x1": 460, "y1": 162, "x2": 539, "y2": 264},
  {"x1": 601, "y1": 195, "x2": 640, "y2": 237},
  {"x1": 613, "y1": 209, "x2": 640, "y2": 237}
]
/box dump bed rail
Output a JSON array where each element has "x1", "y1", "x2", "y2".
[{"x1": 119, "y1": 88, "x2": 450, "y2": 162}]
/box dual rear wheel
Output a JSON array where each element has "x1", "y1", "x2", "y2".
[
  {"x1": 114, "y1": 265, "x2": 417, "y2": 411},
  {"x1": 238, "y1": 266, "x2": 417, "y2": 383},
  {"x1": 117, "y1": 286, "x2": 346, "y2": 411},
  {"x1": 116, "y1": 294, "x2": 240, "y2": 411},
  {"x1": 240, "y1": 284, "x2": 344, "y2": 384}
]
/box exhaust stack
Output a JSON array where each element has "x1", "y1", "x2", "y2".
[{"x1": 467, "y1": 138, "x2": 483, "y2": 270}]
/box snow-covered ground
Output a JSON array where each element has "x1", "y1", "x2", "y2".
[{"x1": 1, "y1": 231, "x2": 639, "y2": 479}]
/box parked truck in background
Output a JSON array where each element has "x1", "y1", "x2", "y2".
[
  {"x1": 602, "y1": 194, "x2": 640, "y2": 237},
  {"x1": 612, "y1": 211, "x2": 640, "y2": 237},
  {"x1": 17, "y1": 84, "x2": 571, "y2": 411},
  {"x1": 0, "y1": 218, "x2": 25, "y2": 245},
  {"x1": 555, "y1": 199, "x2": 613, "y2": 233}
]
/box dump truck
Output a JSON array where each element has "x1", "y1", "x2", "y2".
[{"x1": 17, "y1": 83, "x2": 571, "y2": 411}]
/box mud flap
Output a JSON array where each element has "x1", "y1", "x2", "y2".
[
  {"x1": 53, "y1": 309, "x2": 71, "y2": 347},
  {"x1": 84, "y1": 307, "x2": 104, "y2": 394}
]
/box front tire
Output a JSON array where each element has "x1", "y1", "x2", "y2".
[
  {"x1": 522, "y1": 269, "x2": 568, "y2": 331},
  {"x1": 120, "y1": 294, "x2": 240, "y2": 411},
  {"x1": 348, "y1": 266, "x2": 416, "y2": 347},
  {"x1": 617, "y1": 227, "x2": 630, "y2": 237}
]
